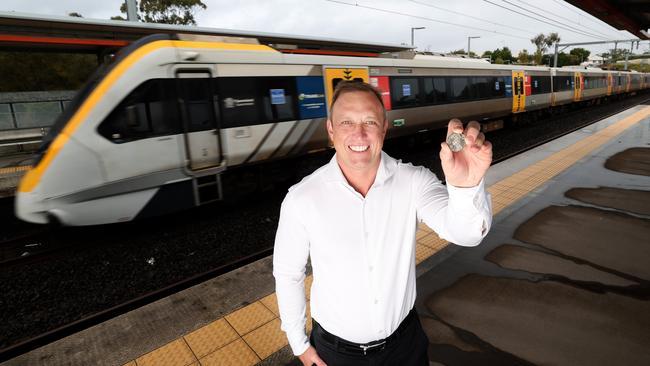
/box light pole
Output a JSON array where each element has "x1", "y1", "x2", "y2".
[
  {"x1": 411, "y1": 27, "x2": 425, "y2": 48},
  {"x1": 467, "y1": 36, "x2": 480, "y2": 58}
]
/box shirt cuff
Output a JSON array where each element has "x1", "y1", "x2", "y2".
[
  {"x1": 447, "y1": 178, "x2": 487, "y2": 212},
  {"x1": 288, "y1": 333, "x2": 310, "y2": 356}
]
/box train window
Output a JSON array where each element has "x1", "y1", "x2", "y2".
[
  {"x1": 98, "y1": 79, "x2": 181, "y2": 143},
  {"x1": 217, "y1": 77, "x2": 298, "y2": 127},
  {"x1": 472, "y1": 77, "x2": 490, "y2": 99},
  {"x1": 451, "y1": 77, "x2": 471, "y2": 100},
  {"x1": 553, "y1": 76, "x2": 572, "y2": 92},
  {"x1": 259, "y1": 77, "x2": 297, "y2": 122},
  {"x1": 390, "y1": 77, "x2": 420, "y2": 108},
  {"x1": 433, "y1": 78, "x2": 447, "y2": 102},
  {"x1": 423, "y1": 78, "x2": 435, "y2": 104},
  {"x1": 493, "y1": 77, "x2": 506, "y2": 97},
  {"x1": 179, "y1": 78, "x2": 215, "y2": 132},
  {"x1": 218, "y1": 77, "x2": 261, "y2": 128}
]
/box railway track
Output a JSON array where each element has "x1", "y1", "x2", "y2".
[{"x1": 1, "y1": 93, "x2": 649, "y2": 362}]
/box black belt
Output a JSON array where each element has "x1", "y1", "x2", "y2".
[{"x1": 312, "y1": 308, "x2": 417, "y2": 356}]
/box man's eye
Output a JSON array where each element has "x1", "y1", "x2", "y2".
[
  {"x1": 365, "y1": 120, "x2": 378, "y2": 125},
  {"x1": 339, "y1": 121, "x2": 352, "y2": 125}
]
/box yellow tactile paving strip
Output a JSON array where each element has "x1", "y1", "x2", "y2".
[
  {"x1": 122, "y1": 106, "x2": 650, "y2": 366},
  {"x1": 0, "y1": 165, "x2": 32, "y2": 175}
]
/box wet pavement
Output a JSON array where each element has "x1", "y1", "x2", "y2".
[{"x1": 416, "y1": 114, "x2": 650, "y2": 365}]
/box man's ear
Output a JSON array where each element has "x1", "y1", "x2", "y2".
[{"x1": 326, "y1": 119, "x2": 334, "y2": 137}]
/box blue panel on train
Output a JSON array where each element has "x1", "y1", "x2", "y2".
[
  {"x1": 505, "y1": 76, "x2": 513, "y2": 97},
  {"x1": 297, "y1": 76, "x2": 327, "y2": 119}
]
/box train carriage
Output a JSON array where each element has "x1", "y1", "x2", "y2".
[{"x1": 15, "y1": 34, "x2": 650, "y2": 225}]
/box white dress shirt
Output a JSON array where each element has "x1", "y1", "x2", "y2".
[{"x1": 273, "y1": 151, "x2": 492, "y2": 355}]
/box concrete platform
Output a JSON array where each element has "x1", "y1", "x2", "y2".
[{"x1": 3, "y1": 104, "x2": 650, "y2": 366}]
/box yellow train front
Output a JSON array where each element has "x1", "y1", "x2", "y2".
[{"x1": 15, "y1": 33, "x2": 649, "y2": 225}]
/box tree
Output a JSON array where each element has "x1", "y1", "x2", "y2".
[
  {"x1": 531, "y1": 32, "x2": 561, "y2": 65},
  {"x1": 569, "y1": 48, "x2": 590, "y2": 63},
  {"x1": 490, "y1": 47, "x2": 516, "y2": 64},
  {"x1": 450, "y1": 49, "x2": 477, "y2": 57},
  {"x1": 517, "y1": 49, "x2": 531, "y2": 64},
  {"x1": 114, "y1": 0, "x2": 207, "y2": 25}
]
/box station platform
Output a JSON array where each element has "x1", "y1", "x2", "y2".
[
  {"x1": 0, "y1": 154, "x2": 33, "y2": 198},
  {"x1": 3, "y1": 104, "x2": 650, "y2": 366}
]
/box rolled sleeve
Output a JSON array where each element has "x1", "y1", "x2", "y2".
[{"x1": 272, "y1": 193, "x2": 311, "y2": 355}]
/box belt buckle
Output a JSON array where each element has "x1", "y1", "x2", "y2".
[{"x1": 360, "y1": 340, "x2": 386, "y2": 355}]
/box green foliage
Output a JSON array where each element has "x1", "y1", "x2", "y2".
[
  {"x1": 450, "y1": 49, "x2": 477, "y2": 57},
  {"x1": 486, "y1": 47, "x2": 516, "y2": 64},
  {"x1": 541, "y1": 52, "x2": 580, "y2": 67},
  {"x1": 569, "y1": 48, "x2": 590, "y2": 63},
  {"x1": 531, "y1": 32, "x2": 561, "y2": 64},
  {"x1": 0, "y1": 52, "x2": 98, "y2": 92},
  {"x1": 118, "y1": 0, "x2": 207, "y2": 25},
  {"x1": 517, "y1": 49, "x2": 531, "y2": 64}
]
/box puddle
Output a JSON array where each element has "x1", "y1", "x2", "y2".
[
  {"x1": 565, "y1": 187, "x2": 650, "y2": 216},
  {"x1": 604, "y1": 147, "x2": 650, "y2": 176},
  {"x1": 426, "y1": 274, "x2": 650, "y2": 366},
  {"x1": 486, "y1": 244, "x2": 636, "y2": 287},
  {"x1": 513, "y1": 205, "x2": 650, "y2": 281}
]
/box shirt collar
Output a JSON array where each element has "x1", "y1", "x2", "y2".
[{"x1": 324, "y1": 151, "x2": 397, "y2": 187}]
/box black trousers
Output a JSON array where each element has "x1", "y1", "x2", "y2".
[{"x1": 309, "y1": 311, "x2": 429, "y2": 366}]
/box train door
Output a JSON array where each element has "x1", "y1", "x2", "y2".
[
  {"x1": 626, "y1": 74, "x2": 632, "y2": 92},
  {"x1": 607, "y1": 74, "x2": 613, "y2": 96},
  {"x1": 322, "y1": 66, "x2": 369, "y2": 114},
  {"x1": 511, "y1": 71, "x2": 525, "y2": 113},
  {"x1": 573, "y1": 72, "x2": 583, "y2": 102},
  {"x1": 176, "y1": 70, "x2": 223, "y2": 172}
]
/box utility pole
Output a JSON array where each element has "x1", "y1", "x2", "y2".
[
  {"x1": 552, "y1": 39, "x2": 640, "y2": 68},
  {"x1": 467, "y1": 36, "x2": 480, "y2": 58},
  {"x1": 126, "y1": 0, "x2": 138, "y2": 22},
  {"x1": 624, "y1": 41, "x2": 633, "y2": 70},
  {"x1": 411, "y1": 27, "x2": 425, "y2": 48}
]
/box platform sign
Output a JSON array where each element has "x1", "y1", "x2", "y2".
[
  {"x1": 323, "y1": 66, "x2": 369, "y2": 114},
  {"x1": 296, "y1": 76, "x2": 327, "y2": 119},
  {"x1": 511, "y1": 71, "x2": 525, "y2": 113}
]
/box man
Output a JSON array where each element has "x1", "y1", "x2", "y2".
[{"x1": 273, "y1": 81, "x2": 492, "y2": 365}]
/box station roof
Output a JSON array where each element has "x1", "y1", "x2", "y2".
[
  {"x1": 0, "y1": 11, "x2": 411, "y2": 55},
  {"x1": 566, "y1": 0, "x2": 650, "y2": 39}
]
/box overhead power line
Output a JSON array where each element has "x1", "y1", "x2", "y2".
[
  {"x1": 409, "y1": 0, "x2": 533, "y2": 35},
  {"x1": 551, "y1": 0, "x2": 624, "y2": 36},
  {"x1": 483, "y1": 0, "x2": 606, "y2": 41},
  {"x1": 515, "y1": 0, "x2": 616, "y2": 39},
  {"x1": 324, "y1": 0, "x2": 531, "y2": 41},
  {"x1": 499, "y1": 0, "x2": 608, "y2": 40}
]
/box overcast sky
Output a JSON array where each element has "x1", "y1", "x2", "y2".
[{"x1": 1, "y1": 0, "x2": 643, "y2": 57}]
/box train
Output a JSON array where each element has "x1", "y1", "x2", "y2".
[{"x1": 15, "y1": 33, "x2": 649, "y2": 226}]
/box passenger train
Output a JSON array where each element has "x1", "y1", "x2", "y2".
[{"x1": 15, "y1": 33, "x2": 649, "y2": 225}]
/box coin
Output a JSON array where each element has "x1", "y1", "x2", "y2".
[{"x1": 446, "y1": 132, "x2": 466, "y2": 152}]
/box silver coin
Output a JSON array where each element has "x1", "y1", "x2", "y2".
[{"x1": 446, "y1": 132, "x2": 466, "y2": 152}]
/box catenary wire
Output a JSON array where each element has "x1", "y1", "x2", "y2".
[{"x1": 324, "y1": 0, "x2": 532, "y2": 41}]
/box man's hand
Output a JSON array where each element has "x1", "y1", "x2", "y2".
[
  {"x1": 299, "y1": 345, "x2": 327, "y2": 366},
  {"x1": 440, "y1": 119, "x2": 492, "y2": 188}
]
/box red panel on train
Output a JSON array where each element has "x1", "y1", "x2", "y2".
[{"x1": 370, "y1": 76, "x2": 392, "y2": 111}]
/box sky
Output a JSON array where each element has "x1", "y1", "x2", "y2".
[{"x1": 1, "y1": 0, "x2": 644, "y2": 58}]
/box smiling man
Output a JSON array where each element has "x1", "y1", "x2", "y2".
[{"x1": 273, "y1": 81, "x2": 493, "y2": 366}]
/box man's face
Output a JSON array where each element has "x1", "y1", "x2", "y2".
[{"x1": 327, "y1": 90, "x2": 388, "y2": 174}]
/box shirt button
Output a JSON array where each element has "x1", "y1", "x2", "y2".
[
  {"x1": 369, "y1": 266, "x2": 374, "y2": 272},
  {"x1": 374, "y1": 299, "x2": 379, "y2": 304}
]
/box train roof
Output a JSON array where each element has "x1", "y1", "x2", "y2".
[{"x1": 0, "y1": 11, "x2": 410, "y2": 54}]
